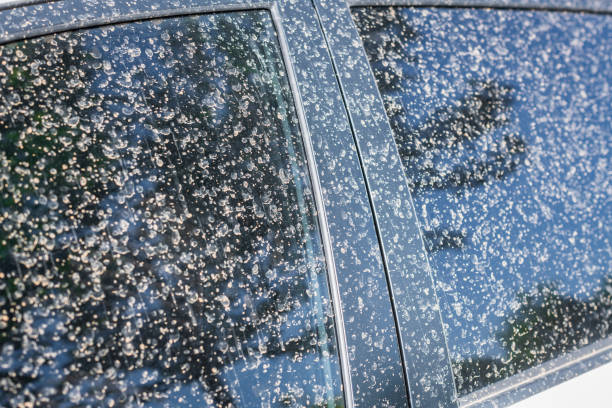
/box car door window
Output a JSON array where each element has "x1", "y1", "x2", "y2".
[
  {"x1": 0, "y1": 11, "x2": 344, "y2": 407},
  {"x1": 353, "y1": 6, "x2": 611, "y2": 397}
]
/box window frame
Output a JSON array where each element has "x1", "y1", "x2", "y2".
[
  {"x1": 0, "y1": 1, "x2": 410, "y2": 406},
  {"x1": 311, "y1": 0, "x2": 612, "y2": 407}
]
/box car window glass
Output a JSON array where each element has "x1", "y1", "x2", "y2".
[
  {"x1": 0, "y1": 11, "x2": 344, "y2": 407},
  {"x1": 352, "y1": 6, "x2": 612, "y2": 395}
]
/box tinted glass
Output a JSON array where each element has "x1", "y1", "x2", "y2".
[
  {"x1": 353, "y1": 7, "x2": 612, "y2": 394},
  {"x1": 0, "y1": 11, "x2": 344, "y2": 407}
]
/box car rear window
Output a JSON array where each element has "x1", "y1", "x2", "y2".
[
  {"x1": 0, "y1": 11, "x2": 344, "y2": 407},
  {"x1": 352, "y1": 6, "x2": 612, "y2": 395}
]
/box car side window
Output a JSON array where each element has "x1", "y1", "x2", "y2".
[
  {"x1": 352, "y1": 6, "x2": 611, "y2": 397},
  {"x1": 0, "y1": 11, "x2": 345, "y2": 407}
]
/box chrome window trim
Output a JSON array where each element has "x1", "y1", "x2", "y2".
[
  {"x1": 461, "y1": 337, "x2": 612, "y2": 407},
  {"x1": 0, "y1": 1, "x2": 411, "y2": 406},
  {"x1": 272, "y1": 6, "x2": 354, "y2": 405},
  {"x1": 346, "y1": 0, "x2": 612, "y2": 12},
  {"x1": 313, "y1": 0, "x2": 612, "y2": 407},
  {"x1": 0, "y1": 1, "x2": 272, "y2": 45},
  {"x1": 0, "y1": 0, "x2": 58, "y2": 12}
]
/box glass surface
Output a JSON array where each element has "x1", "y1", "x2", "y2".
[
  {"x1": 353, "y1": 7, "x2": 612, "y2": 395},
  {"x1": 0, "y1": 11, "x2": 344, "y2": 407}
]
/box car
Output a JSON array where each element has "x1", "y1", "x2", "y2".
[{"x1": 0, "y1": 0, "x2": 610, "y2": 407}]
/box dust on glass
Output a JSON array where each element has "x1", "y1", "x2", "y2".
[
  {"x1": 353, "y1": 6, "x2": 612, "y2": 395},
  {"x1": 0, "y1": 11, "x2": 344, "y2": 408}
]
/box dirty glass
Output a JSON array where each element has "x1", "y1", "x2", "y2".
[
  {"x1": 0, "y1": 11, "x2": 345, "y2": 408},
  {"x1": 353, "y1": 7, "x2": 612, "y2": 395}
]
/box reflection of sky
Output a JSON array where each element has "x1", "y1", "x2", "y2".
[
  {"x1": 225, "y1": 352, "x2": 343, "y2": 407},
  {"x1": 357, "y1": 8, "x2": 611, "y2": 362}
]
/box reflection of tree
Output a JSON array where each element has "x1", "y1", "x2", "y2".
[
  {"x1": 0, "y1": 12, "x2": 339, "y2": 408},
  {"x1": 353, "y1": 8, "x2": 418, "y2": 94},
  {"x1": 396, "y1": 79, "x2": 526, "y2": 253},
  {"x1": 399, "y1": 81, "x2": 526, "y2": 191},
  {"x1": 453, "y1": 275, "x2": 612, "y2": 394},
  {"x1": 353, "y1": 8, "x2": 527, "y2": 254},
  {"x1": 421, "y1": 229, "x2": 466, "y2": 253}
]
